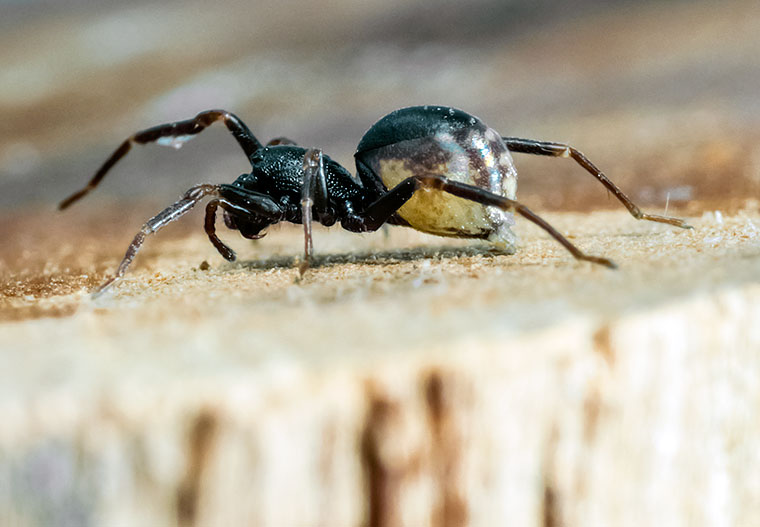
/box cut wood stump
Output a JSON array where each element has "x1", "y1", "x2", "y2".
[{"x1": 1, "y1": 207, "x2": 759, "y2": 526}]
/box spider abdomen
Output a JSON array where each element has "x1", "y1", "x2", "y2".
[{"x1": 355, "y1": 106, "x2": 519, "y2": 249}]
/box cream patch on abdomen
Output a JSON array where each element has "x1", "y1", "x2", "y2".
[{"x1": 378, "y1": 159, "x2": 494, "y2": 237}]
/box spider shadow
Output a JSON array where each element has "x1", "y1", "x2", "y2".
[{"x1": 231, "y1": 244, "x2": 512, "y2": 271}]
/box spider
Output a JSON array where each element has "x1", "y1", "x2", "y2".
[{"x1": 60, "y1": 105, "x2": 691, "y2": 294}]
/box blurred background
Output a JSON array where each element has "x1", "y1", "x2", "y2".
[{"x1": 1, "y1": 0, "x2": 759, "y2": 215}]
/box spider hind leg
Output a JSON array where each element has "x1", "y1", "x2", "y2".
[{"x1": 502, "y1": 137, "x2": 692, "y2": 229}]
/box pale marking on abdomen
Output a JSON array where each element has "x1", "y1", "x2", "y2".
[{"x1": 378, "y1": 159, "x2": 495, "y2": 237}]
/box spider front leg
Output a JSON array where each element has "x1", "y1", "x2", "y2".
[
  {"x1": 60, "y1": 110, "x2": 264, "y2": 209},
  {"x1": 502, "y1": 137, "x2": 692, "y2": 229},
  {"x1": 354, "y1": 175, "x2": 617, "y2": 269},
  {"x1": 93, "y1": 184, "x2": 220, "y2": 297}
]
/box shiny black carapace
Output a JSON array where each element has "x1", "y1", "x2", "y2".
[{"x1": 60, "y1": 106, "x2": 691, "y2": 294}]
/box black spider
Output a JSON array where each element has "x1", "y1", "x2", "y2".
[{"x1": 60, "y1": 106, "x2": 691, "y2": 294}]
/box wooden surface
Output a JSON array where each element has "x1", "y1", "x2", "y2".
[
  {"x1": 1, "y1": 206, "x2": 760, "y2": 525},
  {"x1": 2, "y1": 0, "x2": 760, "y2": 525}
]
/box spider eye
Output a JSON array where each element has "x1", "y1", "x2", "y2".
[{"x1": 235, "y1": 173, "x2": 257, "y2": 187}]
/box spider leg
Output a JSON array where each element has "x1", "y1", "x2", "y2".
[
  {"x1": 93, "y1": 183, "x2": 220, "y2": 297},
  {"x1": 350, "y1": 175, "x2": 617, "y2": 269},
  {"x1": 502, "y1": 137, "x2": 692, "y2": 229},
  {"x1": 60, "y1": 110, "x2": 263, "y2": 210},
  {"x1": 204, "y1": 189, "x2": 283, "y2": 262},
  {"x1": 266, "y1": 137, "x2": 298, "y2": 146},
  {"x1": 298, "y1": 148, "x2": 330, "y2": 273}
]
